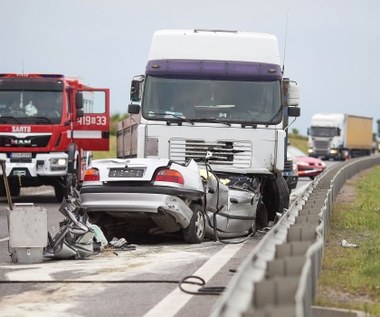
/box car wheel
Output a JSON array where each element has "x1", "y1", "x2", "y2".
[{"x1": 183, "y1": 204, "x2": 206, "y2": 244}]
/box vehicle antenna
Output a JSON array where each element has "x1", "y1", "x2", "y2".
[{"x1": 282, "y1": 8, "x2": 290, "y2": 75}]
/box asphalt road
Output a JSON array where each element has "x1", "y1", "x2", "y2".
[
  {"x1": 0, "y1": 162, "x2": 337, "y2": 317},
  {"x1": 0, "y1": 186, "x2": 267, "y2": 317}
]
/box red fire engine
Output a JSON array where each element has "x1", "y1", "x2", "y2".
[{"x1": 0, "y1": 73, "x2": 110, "y2": 201}]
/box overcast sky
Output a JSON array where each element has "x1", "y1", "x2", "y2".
[{"x1": 1, "y1": 0, "x2": 380, "y2": 134}]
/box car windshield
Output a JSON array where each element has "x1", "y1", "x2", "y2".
[
  {"x1": 288, "y1": 146, "x2": 307, "y2": 157},
  {"x1": 142, "y1": 77, "x2": 281, "y2": 124},
  {"x1": 0, "y1": 90, "x2": 63, "y2": 124}
]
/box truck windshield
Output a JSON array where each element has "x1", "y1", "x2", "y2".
[
  {"x1": 310, "y1": 127, "x2": 338, "y2": 137},
  {"x1": 142, "y1": 77, "x2": 281, "y2": 124},
  {"x1": 0, "y1": 91, "x2": 63, "y2": 124}
]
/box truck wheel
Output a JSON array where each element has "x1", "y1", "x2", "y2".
[
  {"x1": 54, "y1": 185, "x2": 65, "y2": 203},
  {"x1": 183, "y1": 204, "x2": 206, "y2": 244},
  {"x1": 256, "y1": 198, "x2": 268, "y2": 230},
  {"x1": 0, "y1": 181, "x2": 4, "y2": 196},
  {"x1": 0, "y1": 179, "x2": 20, "y2": 197},
  {"x1": 263, "y1": 176, "x2": 289, "y2": 221},
  {"x1": 9, "y1": 180, "x2": 20, "y2": 197},
  {"x1": 67, "y1": 143, "x2": 80, "y2": 191}
]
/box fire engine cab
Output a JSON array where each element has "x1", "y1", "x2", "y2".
[{"x1": 0, "y1": 73, "x2": 110, "y2": 201}]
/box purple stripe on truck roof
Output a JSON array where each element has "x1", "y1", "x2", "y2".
[{"x1": 146, "y1": 60, "x2": 282, "y2": 80}]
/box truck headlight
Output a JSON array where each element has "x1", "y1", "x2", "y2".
[{"x1": 50, "y1": 158, "x2": 68, "y2": 171}]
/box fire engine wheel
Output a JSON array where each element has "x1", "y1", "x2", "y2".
[
  {"x1": 183, "y1": 204, "x2": 206, "y2": 244},
  {"x1": 66, "y1": 144, "x2": 80, "y2": 195},
  {"x1": 263, "y1": 176, "x2": 289, "y2": 222},
  {"x1": 0, "y1": 181, "x2": 17, "y2": 196},
  {"x1": 54, "y1": 185, "x2": 65, "y2": 203},
  {"x1": 9, "y1": 180, "x2": 20, "y2": 197}
]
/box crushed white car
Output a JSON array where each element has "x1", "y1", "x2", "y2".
[{"x1": 80, "y1": 157, "x2": 260, "y2": 243}]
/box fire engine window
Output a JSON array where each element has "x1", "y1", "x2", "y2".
[
  {"x1": 0, "y1": 90, "x2": 63, "y2": 124},
  {"x1": 81, "y1": 91, "x2": 106, "y2": 114}
]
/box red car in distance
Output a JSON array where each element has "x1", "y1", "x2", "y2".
[{"x1": 288, "y1": 145, "x2": 326, "y2": 180}]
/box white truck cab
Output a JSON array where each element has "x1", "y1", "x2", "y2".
[{"x1": 118, "y1": 29, "x2": 300, "y2": 224}]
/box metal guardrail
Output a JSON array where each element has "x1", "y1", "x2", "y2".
[{"x1": 212, "y1": 155, "x2": 380, "y2": 317}]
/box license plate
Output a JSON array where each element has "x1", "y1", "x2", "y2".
[
  {"x1": 109, "y1": 168, "x2": 144, "y2": 178},
  {"x1": 12, "y1": 169, "x2": 27, "y2": 177},
  {"x1": 11, "y1": 152, "x2": 32, "y2": 158}
]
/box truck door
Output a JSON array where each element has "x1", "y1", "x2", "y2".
[{"x1": 72, "y1": 89, "x2": 110, "y2": 151}]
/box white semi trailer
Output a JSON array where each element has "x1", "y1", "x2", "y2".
[
  {"x1": 308, "y1": 112, "x2": 373, "y2": 160},
  {"x1": 117, "y1": 29, "x2": 300, "y2": 226}
]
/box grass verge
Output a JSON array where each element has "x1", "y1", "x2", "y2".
[
  {"x1": 93, "y1": 135, "x2": 117, "y2": 160},
  {"x1": 315, "y1": 166, "x2": 380, "y2": 316}
]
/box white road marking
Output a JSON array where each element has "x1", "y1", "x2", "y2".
[{"x1": 143, "y1": 243, "x2": 244, "y2": 317}]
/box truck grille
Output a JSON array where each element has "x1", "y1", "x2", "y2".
[
  {"x1": 313, "y1": 140, "x2": 330, "y2": 151},
  {"x1": 0, "y1": 135, "x2": 51, "y2": 147},
  {"x1": 169, "y1": 138, "x2": 252, "y2": 168}
]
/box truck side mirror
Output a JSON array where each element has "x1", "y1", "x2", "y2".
[
  {"x1": 76, "y1": 109, "x2": 84, "y2": 118},
  {"x1": 307, "y1": 127, "x2": 310, "y2": 135},
  {"x1": 337, "y1": 128, "x2": 341, "y2": 136},
  {"x1": 288, "y1": 106, "x2": 300, "y2": 117},
  {"x1": 76, "y1": 92, "x2": 84, "y2": 109},
  {"x1": 287, "y1": 80, "x2": 300, "y2": 106},
  {"x1": 130, "y1": 75, "x2": 144, "y2": 102},
  {"x1": 128, "y1": 103, "x2": 140, "y2": 114}
]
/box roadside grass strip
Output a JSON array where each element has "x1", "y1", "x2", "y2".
[{"x1": 316, "y1": 166, "x2": 380, "y2": 316}]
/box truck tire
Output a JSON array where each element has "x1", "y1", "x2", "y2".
[
  {"x1": 0, "y1": 180, "x2": 4, "y2": 196},
  {"x1": 183, "y1": 204, "x2": 206, "y2": 244},
  {"x1": 0, "y1": 178, "x2": 20, "y2": 197},
  {"x1": 67, "y1": 143, "x2": 77, "y2": 174},
  {"x1": 66, "y1": 143, "x2": 80, "y2": 196},
  {"x1": 54, "y1": 184, "x2": 65, "y2": 203},
  {"x1": 9, "y1": 179, "x2": 20, "y2": 197},
  {"x1": 263, "y1": 176, "x2": 289, "y2": 221},
  {"x1": 255, "y1": 197, "x2": 268, "y2": 230}
]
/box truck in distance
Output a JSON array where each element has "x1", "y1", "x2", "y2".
[
  {"x1": 308, "y1": 112, "x2": 373, "y2": 160},
  {"x1": 0, "y1": 73, "x2": 110, "y2": 201}
]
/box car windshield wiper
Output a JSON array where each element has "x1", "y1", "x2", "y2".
[
  {"x1": 147, "y1": 111, "x2": 194, "y2": 125},
  {"x1": 0, "y1": 116, "x2": 21, "y2": 124}
]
